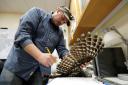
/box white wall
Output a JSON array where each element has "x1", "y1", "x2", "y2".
[
  {"x1": 113, "y1": 13, "x2": 128, "y2": 41},
  {"x1": 114, "y1": 13, "x2": 128, "y2": 57},
  {"x1": 0, "y1": 13, "x2": 22, "y2": 59},
  {"x1": 0, "y1": 13, "x2": 22, "y2": 29}
]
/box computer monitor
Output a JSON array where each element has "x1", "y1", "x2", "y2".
[{"x1": 93, "y1": 47, "x2": 128, "y2": 77}]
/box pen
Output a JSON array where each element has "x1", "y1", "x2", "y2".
[
  {"x1": 45, "y1": 47, "x2": 51, "y2": 54},
  {"x1": 45, "y1": 47, "x2": 56, "y2": 63}
]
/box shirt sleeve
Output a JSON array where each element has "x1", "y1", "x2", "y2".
[
  {"x1": 14, "y1": 7, "x2": 42, "y2": 48},
  {"x1": 56, "y1": 30, "x2": 69, "y2": 58}
]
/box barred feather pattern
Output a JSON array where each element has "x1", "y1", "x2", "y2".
[{"x1": 56, "y1": 32, "x2": 104, "y2": 76}]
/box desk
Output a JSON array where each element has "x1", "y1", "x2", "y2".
[{"x1": 48, "y1": 77, "x2": 104, "y2": 85}]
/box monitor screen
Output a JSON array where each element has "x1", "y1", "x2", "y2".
[{"x1": 93, "y1": 47, "x2": 128, "y2": 77}]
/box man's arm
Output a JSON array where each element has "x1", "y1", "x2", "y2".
[
  {"x1": 56, "y1": 30, "x2": 69, "y2": 59},
  {"x1": 24, "y1": 44, "x2": 56, "y2": 67}
]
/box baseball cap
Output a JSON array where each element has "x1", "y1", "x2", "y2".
[{"x1": 59, "y1": 6, "x2": 74, "y2": 26}]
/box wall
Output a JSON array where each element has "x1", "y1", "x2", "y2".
[
  {"x1": 0, "y1": 13, "x2": 22, "y2": 29},
  {"x1": 0, "y1": 13, "x2": 22, "y2": 59}
]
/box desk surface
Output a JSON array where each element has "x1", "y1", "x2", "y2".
[
  {"x1": 48, "y1": 77, "x2": 104, "y2": 85},
  {"x1": 103, "y1": 77, "x2": 128, "y2": 85}
]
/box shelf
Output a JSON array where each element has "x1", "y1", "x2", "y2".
[{"x1": 69, "y1": 0, "x2": 122, "y2": 45}]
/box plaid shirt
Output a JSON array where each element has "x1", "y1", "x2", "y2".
[{"x1": 4, "y1": 7, "x2": 68, "y2": 80}]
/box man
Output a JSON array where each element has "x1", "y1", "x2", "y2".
[{"x1": 0, "y1": 6, "x2": 74, "y2": 85}]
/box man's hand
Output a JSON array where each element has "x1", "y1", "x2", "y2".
[
  {"x1": 23, "y1": 43, "x2": 57, "y2": 67},
  {"x1": 37, "y1": 53, "x2": 57, "y2": 67}
]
